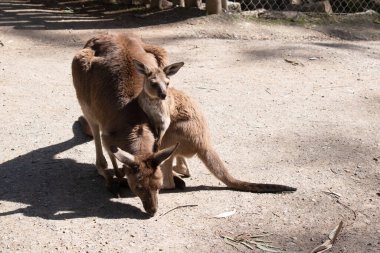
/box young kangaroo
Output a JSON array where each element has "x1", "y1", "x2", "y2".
[
  {"x1": 159, "y1": 88, "x2": 297, "y2": 192},
  {"x1": 133, "y1": 59, "x2": 184, "y2": 151},
  {"x1": 109, "y1": 58, "x2": 296, "y2": 192},
  {"x1": 72, "y1": 33, "x2": 180, "y2": 215}
]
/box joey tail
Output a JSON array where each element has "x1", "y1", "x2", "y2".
[{"x1": 197, "y1": 149, "x2": 296, "y2": 193}]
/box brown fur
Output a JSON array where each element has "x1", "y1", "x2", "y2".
[
  {"x1": 134, "y1": 60, "x2": 184, "y2": 151},
  {"x1": 160, "y1": 88, "x2": 296, "y2": 192},
  {"x1": 71, "y1": 33, "x2": 177, "y2": 216},
  {"x1": 73, "y1": 33, "x2": 296, "y2": 217}
]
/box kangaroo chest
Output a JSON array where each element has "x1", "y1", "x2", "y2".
[{"x1": 138, "y1": 96, "x2": 171, "y2": 133}]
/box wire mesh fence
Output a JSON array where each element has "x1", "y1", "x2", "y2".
[{"x1": 232, "y1": 0, "x2": 380, "y2": 14}]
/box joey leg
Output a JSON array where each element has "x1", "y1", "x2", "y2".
[
  {"x1": 173, "y1": 156, "x2": 191, "y2": 178},
  {"x1": 173, "y1": 171, "x2": 186, "y2": 190},
  {"x1": 161, "y1": 157, "x2": 186, "y2": 190},
  {"x1": 161, "y1": 156, "x2": 176, "y2": 189}
]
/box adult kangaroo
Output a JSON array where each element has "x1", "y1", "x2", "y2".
[
  {"x1": 72, "y1": 33, "x2": 182, "y2": 216},
  {"x1": 74, "y1": 34, "x2": 296, "y2": 216}
]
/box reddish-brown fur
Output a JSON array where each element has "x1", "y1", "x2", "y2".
[
  {"x1": 72, "y1": 33, "x2": 177, "y2": 216},
  {"x1": 74, "y1": 33, "x2": 296, "y2": 216},
  {"x1": 159, "y1": 89, "x2": 296, "y2": 193}
]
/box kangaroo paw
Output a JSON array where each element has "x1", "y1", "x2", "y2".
[
  {"x1": 173, "y1": 176, "x2": 186, "y2": 190},
  {"x1": 173, "y1": 164, "x2": 191, "y2": 178}
]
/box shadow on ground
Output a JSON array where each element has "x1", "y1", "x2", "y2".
[
  {"x1": 0, "y1": 121, "x2": 154, "y2": 220},
  {"x1": 0, "y1": 121, "x2": 233, "y2": 220},
  {"x1": 0, "y1": 0, "x2": 205, "y2": 30}
]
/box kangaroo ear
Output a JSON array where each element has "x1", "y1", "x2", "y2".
[
  {"x1": 110, "y1": 146, "x2": 137, "y2": 167},
  {"x1": 132, "y1": 59, "x2": 151, "y2": 76},
  {"x1": 163, "y1": 62, "x2": 184, "y2": 76},
  {"x1": 149, "y1": 143, "x2": 179, "y2": 168}
]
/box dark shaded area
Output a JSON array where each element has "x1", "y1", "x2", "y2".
[
  {"x1": 0, "y1": 121, "x2": 153, "y2": 220},
  {"x1": 0, "y1": 0, "x2": 205, "y2": 30},
  {"x1": 0, "y1": 121, "x2": 239, "y2": 220},
  {"x1": 315, "y1": 24, "x2": 380, "y2": 41},
  {"x1": 239, "y1": 0, "x2": 380, "y2": 13},
  {"x1": 330, "y1": 0, "x2": 380, "y2": 13},
  {"x1": 242, "y1": 43, "x2": 371, "y2": 62},
  {"x1": 312, "y1": 41, "x2": 368, "y2": 50}
]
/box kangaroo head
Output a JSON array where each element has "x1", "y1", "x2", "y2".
[
  {"x1": 110, "y1": 144, "x2": 178, "y2": 216},
  {"x1": 133, "y1": 59, "x2": 184, "y2": 100}
]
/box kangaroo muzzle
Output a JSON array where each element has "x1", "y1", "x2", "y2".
[{"x1": 159, "y1": 92, "x2": 167, "y2": 100}]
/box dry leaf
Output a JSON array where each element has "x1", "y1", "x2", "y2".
[
  {"x1": 322, "y1": 190, "x2": 342, "y2": 199},
  {"x1": 284, "y1": 58, "x2": 304, "y2": 66},
  {"x1": 310, "y1": 221, "x2": 343, "y2": 253},
  {"x1": 214, "y1": 209, "x2": 236, "y2": 218},
  {"x1": 311, "y1": 243, "x2": 332, "y2": 253},
  {"x1": 223, "y1": 237, "x2": 239, "y2": 249},
  {"x1": 221, "y1": 232, "x2": 283, "y2": 252},
  {"x1": 328, "y1": 221, "x2": 343, "y2": 243},
  {"x1": 256, "y1": 243, "x2": 283, "y2": 252},
  {"x1": 241, "y1": 241, "x2": 255, "y2": 250}
]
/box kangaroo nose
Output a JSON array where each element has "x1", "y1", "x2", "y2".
[
  {"x1": 159, "y1": 92, "x2": 167, "y2": 100},
  {"x1": 143, "y1": 201, "x2": 158, "y2": 216},
  {"x1": 145, "y1": 206, "x2": 157, "y2": 216}
]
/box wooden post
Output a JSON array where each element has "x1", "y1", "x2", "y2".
[
  {"x1": 221, "y1": 0, "x2": 227, "y2": 10},
  {"x1": 206, "y1": 0, "x2": 222, "y2": 14}
]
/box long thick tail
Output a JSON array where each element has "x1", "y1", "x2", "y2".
[{"x1": 197, "y1": 149, "x2": 296, "y2": 193}]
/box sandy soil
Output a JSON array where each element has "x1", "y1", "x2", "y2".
[{"x1": 1, "y1": 1, "x2": 380, "y2": 252}]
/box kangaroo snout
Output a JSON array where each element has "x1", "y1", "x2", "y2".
[
  {"x1": 143, "y1": 202, "x2": 157, "y2": 216},
  {"x1": 159, "y1": 92, "x2": 167, "y2": 100}
]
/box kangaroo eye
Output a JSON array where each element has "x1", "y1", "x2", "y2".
[
  {"x1": 151, "y1": 82, "x2": 158, "y2": 87},
  {"x1": 166, "y1": 82, "x2": 169, "y2": 86}
]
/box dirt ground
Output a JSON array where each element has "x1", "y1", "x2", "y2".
[{"x1": 1, "y1": 1, "x2": 380, "y2": 252}]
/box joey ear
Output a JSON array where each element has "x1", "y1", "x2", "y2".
[
  {"x1": 110, "y1": 146, "x2": 137, "y2": 167},
  {"x1": 163, "y1": 62, "x2": 184, "y2": 76},
  {"x1": 132, "y1": 59, "x2": 151, "y2": 76},
  {"x1": 149, "y1": 143, "x2": 179, "y2": 167}
]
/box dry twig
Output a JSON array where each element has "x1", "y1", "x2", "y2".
[{"x1": 158, "y1": 204, "x2": 198, "y2": 218}]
